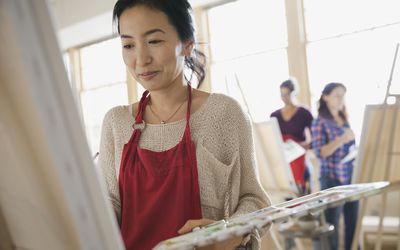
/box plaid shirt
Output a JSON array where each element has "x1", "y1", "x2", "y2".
[{"x1": 311, "y1": 117, "x2": 356, "y2": 185}]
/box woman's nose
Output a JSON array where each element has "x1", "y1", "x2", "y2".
[{"x1": 136, "y1": 47, "x2": 152, "y2": 66}]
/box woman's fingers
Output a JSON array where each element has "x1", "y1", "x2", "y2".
[
  {"x1": 177, "y1": 218, "x2": 215, "y2": 234},
  {"x1": 177, "y1": 220, "x2": 198, "y2": 234},
  {"x1": 198, "y1": 235, "x2": 243, "y2": 250}
]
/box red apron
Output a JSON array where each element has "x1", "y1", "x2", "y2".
[
  {"x1": 118, "y1": 85, "x2": 202, "y2": 250},
  {"x1": 282, "y1": 134, "x2": 306, "y2": 188}
]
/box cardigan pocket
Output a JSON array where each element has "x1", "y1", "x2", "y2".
[{"x1": 196, "y1": 142, "x2": 235, "y2": 210}]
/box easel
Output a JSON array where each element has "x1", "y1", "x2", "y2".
[
  {"x1": 226, "y1": 73, "x2": 300, "y2": 249},
  {"x1": 351, "y1": 43, "x2": 400, "y2": 250},
  {"x1": 230, "y1": 73, "x2": 300, "y2": 199}
]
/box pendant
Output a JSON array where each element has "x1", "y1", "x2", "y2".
[{"x1": 161, "y1": 121, "x2": 166, "y2": 124}]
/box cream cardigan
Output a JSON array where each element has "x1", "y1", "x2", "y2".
[{"x1": 98, "y1": 93, "x2": 270, "y2": 249}]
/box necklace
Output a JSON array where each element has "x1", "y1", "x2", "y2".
[{"x1": 148, "y1": 97, "x2": 187, "y2": 124}]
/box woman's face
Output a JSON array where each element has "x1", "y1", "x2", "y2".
[
  {"x1": 323, "y1": 86, "x2": 346, "y2": 112},
  {"x1": 280, "y1": 87, "x2": 293, "y2": 105},
  {"x1": 119, "y1": 5, "x2": 192, "y2": 91}
]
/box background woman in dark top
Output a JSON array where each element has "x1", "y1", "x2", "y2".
[{"x1": 270, "y1": 78, "x2": 313, "y2": 194}]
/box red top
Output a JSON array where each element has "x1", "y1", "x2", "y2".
[{"x1": 118, "y1": 85, "x2": 202, "y2": 250}]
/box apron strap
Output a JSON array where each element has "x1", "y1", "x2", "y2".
[{"x1": 135, "y1": 90, "x2": 150, "y2": 123}]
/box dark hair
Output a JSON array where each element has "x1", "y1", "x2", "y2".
[
  {"x1": 112, "y1": 0, "x2": 206, "y2": 88},
  {"x1": 317, "y1": 82, "x2": 348, "y2": 122},
  {"x1": 280, "y1": 79, "x2": 296, "y2": 93}
]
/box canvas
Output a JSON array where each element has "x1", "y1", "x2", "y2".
[
  {"x1": 253, "y1": 118, "x2": 300, "y2": 202},
  {"x1": 0, "y1": 1, "x2": 123, "y2": 249}
]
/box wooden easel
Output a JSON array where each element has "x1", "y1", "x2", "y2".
[
  {"x1": 231, "y1": 73, "x2": 299, "y2": 249},
  {"x1": 351, "y1": 43, "x2": 400, "y2": 250},
  {"x1": 229, "y1": 73, "x2": 300, "y2": 200}
]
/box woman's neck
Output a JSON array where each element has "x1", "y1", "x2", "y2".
[
  {"x1": 329, "y1": 109, "x2": 345, "y2": 125},
  {"x1": 148, "y1": 83, "x2": 188, "y2": 110},
  {"x1": 329, "y1": 108, "x2": 340, "y2": 118},
  {"x1": 284, "y1": 103, "x2": 296, "y2": 110}
]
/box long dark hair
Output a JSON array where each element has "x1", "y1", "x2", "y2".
[
  {"x1": 317, "y1": 82, "x2": 348, "y2": 123},
  {"x1": 112, "y1": 0, "x2": 206, "y2": 88}
]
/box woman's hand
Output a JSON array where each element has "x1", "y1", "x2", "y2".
[
  {"x1": 340, "y1": 128, "x2": 355, "y2": 144},
  {"x1": 177, "y1": 218, "x2": 215, "y2": 234},
  {"x1": 321, "y1": 128, "x2": 355, "y2": 157},
  {"x1": 178, "y1": 218, "x2": 244, "y2": 249}
]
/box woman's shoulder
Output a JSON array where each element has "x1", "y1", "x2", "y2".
[
  {"x1": 312, "y1": 116, "x2": 326, "y2": 126},
  {"x1": 296, "y1": 106, "x2": 312, "y2": 116},
  {"x1": 208, "y1": 92, "x2": 242, "y2": 109},
  {"x1": 191, "y1": 92, "x2": 249, "y2": 132},
  {"x1": 204, "y1": 93, "x2": 247, "y2": 118},
  {"x1": 102, "y1": 105, "x2": 132, "y2": 125},
  {"x1": 270, "y1": 109, "x2": 281, "y2": 117},
  {"x1": 298, "y1": 106, "x2": 311, "y2": 113},
  {"x1": 314, "y1": 116, "x2": 339, "y2": 129}
]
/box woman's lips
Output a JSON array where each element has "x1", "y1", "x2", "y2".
[{"x1": 139, "y1": 71, "x2": 158, "y2": 81}]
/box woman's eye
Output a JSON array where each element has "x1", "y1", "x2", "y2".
[
  {"x1": 123, "y1": 44, "x2": 134, "y2": 49},
  {"x1": 149, "y1": 40, "x2": 163, "y2": 44}
]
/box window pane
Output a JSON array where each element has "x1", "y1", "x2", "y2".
[
  {"x1": 208, "y1": 0, "x2": 289, "y2": 123},
  {"x1": 307, "y1": 24, "x2": 400, "y2": 140},
  {"x1": 211, "y1": 50, "x2": 289, "y2": 122},
  {"x1": 80, "y1": 37, "x2": 126, "y2": 89},
  {"x1": 80, "y1": 83, "x2": 128, "y2": 153},
  {"x1": 208, "y1": 0, "x2": 287, "y2": 61},
  {"x1": 304, "y1": 0, "x2": 400, "y2": 41},
  {"x1": 136, "y1": 83, "x2": 146, "y2": 100}
]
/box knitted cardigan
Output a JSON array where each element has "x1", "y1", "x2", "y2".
[{"x1": 98, "y1": 93, "x2": 271, "y2": 249}]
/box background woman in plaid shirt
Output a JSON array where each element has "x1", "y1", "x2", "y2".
[{"x1": 311, "y1": 83, "x2": 359, "y2": 250}]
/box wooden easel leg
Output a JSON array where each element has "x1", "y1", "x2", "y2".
[{"x1": 351, "y1": 198, "x2": 367, "y2": 250}]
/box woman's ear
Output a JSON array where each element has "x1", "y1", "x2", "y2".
[
  {"x1": 183, "y1": 40, "x2": 194, "y2": 57},
  {"x1": 290, "y1": 90, "x2": 297, "y2": 98}
]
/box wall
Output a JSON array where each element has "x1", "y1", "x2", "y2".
[
  {"x1": 50, "y1": 0, "x2": 115, "y2": 29},
  {"x1": 51, "y1": 0, "x2": 225, "y2": 50}
]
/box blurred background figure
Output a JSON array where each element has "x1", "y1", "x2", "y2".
[
  {"x1": 271, "y1": 78, "x2": 313, "y2": 195},
  {"x1": 311, "y1": 82, "x2": 359, "y2": 250}
]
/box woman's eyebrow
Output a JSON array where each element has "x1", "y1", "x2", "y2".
[{"x1": 120, "y1": 28, "x2": 165, "y2": 39}]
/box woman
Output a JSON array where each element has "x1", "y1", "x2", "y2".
[
  {"x1": 98, "y1": 0, "x2": 270, "y2": 249},
  {"x1": 311, "y1": 82, "x2": 358, "y2": 250},
  {"x1": 270, "y1": 78, "x2": 313, "y2": 194}
]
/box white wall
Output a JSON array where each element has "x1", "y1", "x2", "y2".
[
  {"x1": 51, "y1": 0, "x2": 115, "y2": 29},
  {"x1": 51, "y1": 0, "x2": 223, "y2": 50}
]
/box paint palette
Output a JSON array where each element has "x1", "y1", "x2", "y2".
[{"x1": 154, "y1": 181, "x2": 394, "y2": 250}]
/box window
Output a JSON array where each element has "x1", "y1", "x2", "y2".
[
  {"x1": 304, "y1": 0, "x2": 400, "y2": 139},
  {"x1": 207, "y1": 0, "x2": 288, "y2": 122},
  {"x1": 78, "y1": 37, "x2": 128, "y2": 154},
  {"x1": 304, "y1": 0, "x2": 400, "y2": 41}
]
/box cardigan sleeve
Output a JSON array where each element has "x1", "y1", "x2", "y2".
[
  {"x1": 231, "y1": 107, "x2": 271, "y2": 217},
  {"x1": 98, "y1": 108, "x2": 121, "y2": 223},
  {"x1": 222, "y1": 98, "x2": 271, "y2": 249}
]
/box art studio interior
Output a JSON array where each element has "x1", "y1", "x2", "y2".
[{"x1": 1, "y1": 0, "x2": 399, "y2": 249}]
